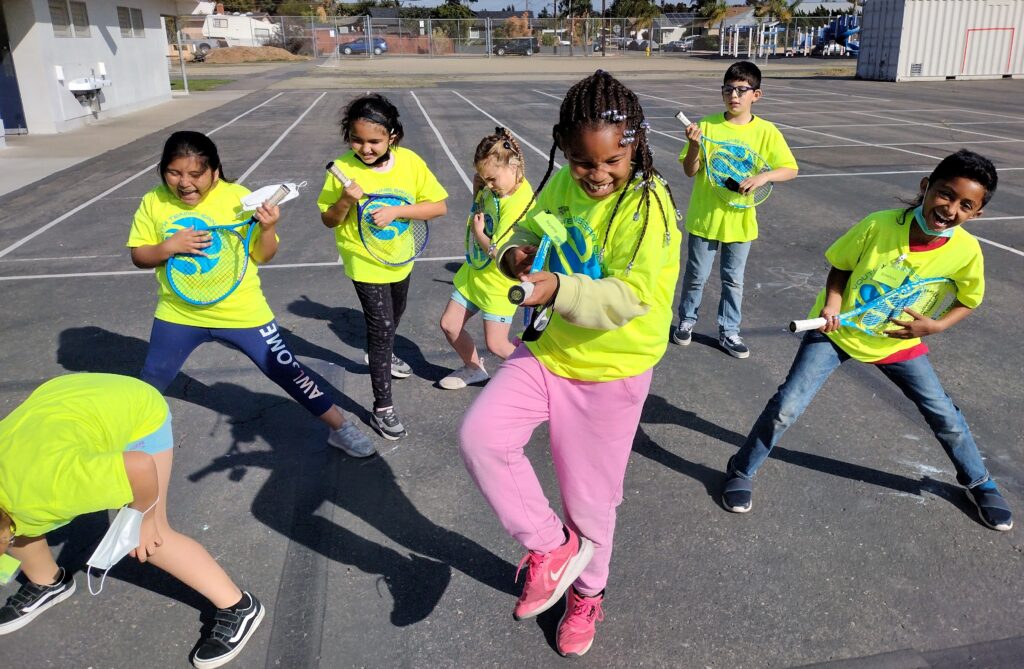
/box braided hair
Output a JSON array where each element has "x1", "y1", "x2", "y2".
[
  {"x1": 513, "y1": 70, "x2": 678, "y2": 272},
  {"x1": 475, "y1": 126, "x2": 525, "y2": 184}
]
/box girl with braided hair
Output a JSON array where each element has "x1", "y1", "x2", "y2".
[
  {"x1": 458, "y1": 71, "x2": 681, "y2": 656},
  {"x1": 439, "y1": 128, "x2": 534, "y2": 390}
]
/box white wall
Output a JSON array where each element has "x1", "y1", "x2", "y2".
[{"x1": 5, "y1": 0, "x2": 177, "y2": 134}]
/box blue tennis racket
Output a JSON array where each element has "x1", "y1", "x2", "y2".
[
  {"x1": 466, "y1": 189, "x2": 500, "y2": 270},
  {"x1": 789, "y1": 277, "x2": 957, "y2": 336},
  {"x1": 166, "y1": 184, "x2": 291, "y2": 305},
  {"x1": 676, "y1": 111, "x2": 772, "y2": 209}
]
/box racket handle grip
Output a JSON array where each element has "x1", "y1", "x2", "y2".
[
  {"x1": 325, "y1": 162, "x2": 352, "y2": 187},
  {"x1": 266, "y1": 184, "x2": 291, "y2": 206},
  {"x1": 789, "y1": 317, "x2": 826, "y2": 333},
  {"x1": 675, "y1": 111, "x2": 692, "y2": 126},
  {"x1": 508, "y1": 281, "x2": 534, "y2": 305}
]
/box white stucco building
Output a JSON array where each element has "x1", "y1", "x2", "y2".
[{"x1": 1, "y1": 0, "x2": 189, "y2": 137}]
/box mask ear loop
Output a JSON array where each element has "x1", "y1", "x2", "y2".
[{"x1": 87, "y1": 497, "x2": 159, "y2": 596}]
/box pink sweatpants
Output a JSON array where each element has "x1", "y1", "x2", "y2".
[{"x1": 459, "y1": 346, "x2": 652, "y2": 595}]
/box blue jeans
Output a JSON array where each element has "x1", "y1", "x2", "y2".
[
  {"x1": 728, "y1": 331, "x2": 991, "y2": 488},
  {"x1": 677, "y1": 233, "x2": 751, "y2": 337}
]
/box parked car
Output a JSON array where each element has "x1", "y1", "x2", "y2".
[
  {"x1": 338, "y1": 37, "x2": 388, "y2": 56},
  {"x1": 626, "y1": 39, "x2": 660, "y2": 52},
  {"x1": 662, "y1": 38, "x2": 694, "y2": 53},
  {"x1": 493, "y1": 37, "x2": 539, "y2": 56}
]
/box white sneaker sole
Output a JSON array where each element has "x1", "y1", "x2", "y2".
[
  {"x1": 0, "y1": 579, "x2": 76, "y2": 635},
  {"x1": 192, "y1": 604, "x2": 265, "y2": 669},
  {"x1": 514, "y1": 537, "x2": 595, "y2": 621}
]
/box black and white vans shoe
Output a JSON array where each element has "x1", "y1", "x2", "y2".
[
  {"x1": 192, "y1": 591, "x2": 265, "y2": 668},
  {"x1": 0, "y1": 567, "x2": 76, "y2": 635}
]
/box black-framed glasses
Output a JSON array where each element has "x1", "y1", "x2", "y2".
[{"x1": 721, "y1": 85, "x2": 756, "y2": 96}]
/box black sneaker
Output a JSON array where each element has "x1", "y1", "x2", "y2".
[
  {"x1": 0, "y1": 567, "x2": 76, "y2": 635},
  {"x1": 670, "y1": 322, "x2": 694, "y2": 346},
  {"x1": 722, "y1": 473, "x2": 753, "y2": 513},
  {"x1": 719, "y1": 333, "x2": 750, "y2": 359},
  {"x1": 966, "y1": 483, "x2": 1013, "y2": 531},
  {"x1": 372, "y1": 407, "x2": 407, "y2": 440},
  {"x1": 192, "y1": 591, "x2": 265, "y2": 669},
  {"x1": 363, "y1": 352, "x2": 413, "y2": 379}
]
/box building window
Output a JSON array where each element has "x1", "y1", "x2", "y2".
[
  {"x1": 212, "y1": 18, "x2": 228, "y2": 28},
  {"x1": 48, "y1": 0, "x2": 72, "y2": 37},
  {"x1": 69, "y1": 2, "x2": 90, "y2": 37},
  {"x1": 117, "y1": 6, "x2": 144, "y2": 38},
  {"x1": 130, "y1": 8, "x2": 144, "y2": 37}
]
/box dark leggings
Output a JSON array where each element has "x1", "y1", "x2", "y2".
[
  {"x1": 352, "y1": 276, "x2": 410, "y2": 410},
  {"x1": 141, "y1": 318, "x2": 335, "y2": 417}
]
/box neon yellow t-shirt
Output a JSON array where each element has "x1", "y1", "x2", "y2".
[
  {"x1": 453, "y1": 180, "x2": 534, "y2": 317},
  {"x1": 0, "y1": 374, "x2": 169, "y2": 538},
  {"x1": 127, "y1": 180, "x2": 275, "y2": 328},
  {"x1": 808, "y1": 209, "x2": 985, "y2": 363},
  {"x1": 523, "y1": 168, "x2": 681, "y2": 381},
  {"x1": 317, "y1": 147, "x2": 448, "y2": 284},
  {"x1": 679, "y1": 113, "x2": 797, "y2": 243}
]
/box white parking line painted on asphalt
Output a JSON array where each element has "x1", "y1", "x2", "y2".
[
  {"x1": 0, "y1": 93, "x2": 287, "y2": 260},
  {"x1": 410, "y1": 91, "x2": 473, "y2": 192},
  {"x1": 237, "y1": 93, "x2": 326, "y2": 184},
  {"x1": 454, "y1": 91, "x2": 561, "y2": 169}
]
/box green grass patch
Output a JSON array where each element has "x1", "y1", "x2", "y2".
[{"x1": 170, "y1": 78, "x2": 233, "y2": 91}]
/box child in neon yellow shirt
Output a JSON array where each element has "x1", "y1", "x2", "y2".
[
  {"x1": 672, "y1": 61, "x2": 798, "y2": 359},
  {"x1": 439, "y1": 127, "x2": 534, "y2": 389},
  {"x1": 0, "y1": 374, "x2": 264, "y2": 667},
  {"x1": 721, "y1": 150, "x2": 1012, "y2": 533},
  {"x1": 318, "y1": 94, "x2": 448, "y2": 439},
  {"x1": 459, "y1": 70, "x2": 681, "y2": 657}
]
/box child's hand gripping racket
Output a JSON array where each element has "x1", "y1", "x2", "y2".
[
  {"x1": 676, "y1": 111, "x2": 773, "y2": 209},
  {"x1": 165, "y1": 184, "x2": 293, "y2": 306},
  {"x1": 465, "y1": 189, "x2": 500, "y2": 270},
  {"x1": 506, "y1": 213, "x2": 572, "y2": 342},
  {"x1": 789, "y1": 277, "x2": 957, "y2": 336},
  {"x1": 325, "y1": 162, "x2": 429, "y2": 267}
]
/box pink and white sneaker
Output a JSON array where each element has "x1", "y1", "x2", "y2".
[
  {"x1": 512, "y1": 526, "x2": 594, "y2": 621},
  {"x1": 556, "y1": 587, "x2": 605, "y2": 657}
]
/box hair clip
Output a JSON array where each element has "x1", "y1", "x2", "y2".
[
  {"x1": 503, "y1": 141, "x2": 512, "y2": 150},
  {"x1": 622, "y1": 129, "x2": 636, "y2": 138},
  {"x1": 639, "y1": 120, "x2": 651, "y2": 130},
  {"x1": 633, "y1": 211, "x2": 641, "y2": 221},
  {"x1": 675, "y1": 209, "x2": 682, "y2": 221},
  {"x1": 619, "y1": 137, "x2": 636, "y2": 146}
]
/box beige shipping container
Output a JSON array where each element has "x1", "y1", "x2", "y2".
[{"x1": 857, "y1": 0, "x2": 1024, "y2": 81}]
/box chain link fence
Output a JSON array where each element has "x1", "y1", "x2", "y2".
[{"x1": 171, "y1": 14, "x2": 860, "y2": 61}]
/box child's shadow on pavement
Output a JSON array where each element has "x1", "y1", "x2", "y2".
[
  {"x1": 287, "y1": 294, "x2": 451, "y2": 382},
  {"x1": 635, "y1": 393, "x2": 975, "y2": 519},
  {"x1": 54, "y1": 326, "x2": 515, "y2": 631}
]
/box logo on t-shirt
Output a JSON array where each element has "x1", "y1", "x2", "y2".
[
  {"x1": 551, "y1": 208, "x2": 602, "y2": 279},
  {"x1": 165, "y1": 213, "x2": 224, "y2": 275}
]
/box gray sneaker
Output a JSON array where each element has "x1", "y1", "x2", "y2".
[
  {"x1": 719, "y1": 333, "x2": 750, "y2": 359},
  {"x1": 372, "y1": 407, "x2": 407, "y2": 440},
  {"x1": 670, "y1": 321, "x2": 694, "y2": 346},
  {"x1": 363, "y1": 352, "x2": 413, "y2": 379},
  {"x1": 327, "y1": 421, "x2": 377, "y2": 458}
]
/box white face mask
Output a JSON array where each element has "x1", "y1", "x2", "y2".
[{"x1": 86, "y1": 499, "x2": 158, "y2": 595}]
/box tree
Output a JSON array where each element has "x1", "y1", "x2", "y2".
[
  {"x1": 754, "y1": 0, "x2": 799, "y2": 22},
  {"x1": 698, "y1": 0, "x2": 727, "y2": 55}
]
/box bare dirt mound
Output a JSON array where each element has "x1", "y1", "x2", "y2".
[{"x1": 203, "y1": 46, "x2": 309, "y2": 64}]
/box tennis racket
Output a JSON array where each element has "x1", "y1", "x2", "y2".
[
  {"x1": 166, "y1": 184, "x2": 291, "y2": 305},
  {"x1": 465, "y1": 189, "x2": 500, "y2": 270},
  {"x1": 324, "y1": 162, "x2": 428, "y2": 267},
  {"x1": 507, "y1": 212, "x2": 569, "y2": 306},
  {"x1": 789, "y1": 277, "x2": 957, "y2": 336},
  {"x1": 676, "y1": 111, "x2": 773, "y2": 209}
]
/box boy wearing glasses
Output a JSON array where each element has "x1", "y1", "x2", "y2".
[{"x1": 673, "y1": 61, "x2": 798, "y2": 358}]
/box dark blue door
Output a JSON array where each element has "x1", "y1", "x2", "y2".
[{"x1": 0, "y1": 3, "x2": 27, "y2": 134}]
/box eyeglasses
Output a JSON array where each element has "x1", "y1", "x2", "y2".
[{"x1": 721, "y1": 85, "x2": 756, "y2": 96}]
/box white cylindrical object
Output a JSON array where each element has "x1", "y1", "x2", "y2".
[{"x1": 789, "y1": 317, "x2": 827, "y2": 333}]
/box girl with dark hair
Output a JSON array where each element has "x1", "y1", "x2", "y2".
[
  {"x1": 318, "y1": 94, "x2": 448, "y2": 439},
  {"x1": 720, "y1": 149, "x2": 1012, "y2": 534},
  {"x1": 438, "y1": 127, "x2": 533, "y2": 389},
  {"x1": 458, "y1": 71, "x2": 681, "y2": 656},
  {"x1": 128, "y1": 131, "x2": 375, "y2": 458}
]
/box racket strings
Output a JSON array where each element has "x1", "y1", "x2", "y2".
[
  {"x1": 167, "y1": 230, "x2": 247, "y2": 304},
  {"x1": 857, "y1": 284, "x2": 953, "y2": 332},
  {"x1": 705, "y1": 143, "x2": 772, "y2": 207}
]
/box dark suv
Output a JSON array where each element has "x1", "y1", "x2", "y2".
[{"x1": 493, "y1": 37, "x2": 539, "y2": 56}]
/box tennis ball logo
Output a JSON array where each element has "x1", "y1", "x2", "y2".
[
  {"x1": 166, "y1": 216, "x2": 223, "y2": 275},
  {"x1": 363, "y1": 208, "x2": 410, "y2": 241}
]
